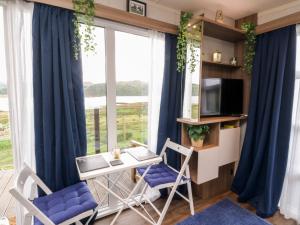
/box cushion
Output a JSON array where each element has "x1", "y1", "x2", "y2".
[
  {"x1": 33, "y1": 182, "x2": 97, "y2": 225},
  {"x1": 137, "y1": 163, "x2": 187, "y2": 188}
]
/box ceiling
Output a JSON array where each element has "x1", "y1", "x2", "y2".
[{"x1": 153, "y1": 0, "x2": 297, "y2": 19}]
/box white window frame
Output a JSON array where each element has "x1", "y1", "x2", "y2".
[
  {"x1": 85, "y1": 18, "x2": 152, "y2": 215},
  {"x1": 91, "y1": 18, "x2": 150, "y2": 152}
]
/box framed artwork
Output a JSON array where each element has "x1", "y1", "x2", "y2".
[{"x1": 127, "y1": 0, "x2": 147, "y2": 17}]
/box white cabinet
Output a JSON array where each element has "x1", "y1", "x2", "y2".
[
  {"x1": 191, "y1": 127, "x2": 241, "y2": 184},
  {"x1": 196, "y1": 147, "x2": 219, "y2": 184},
  {"x1": 219, "y1": 127, "x2": 241, "y2": 166}
]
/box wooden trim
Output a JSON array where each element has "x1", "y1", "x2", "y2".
[
  {"x1": 27, "y1": 0, "x2": 178, "y2": 34},
  {"x1": 256, "y1": 11, "x2": 300, "y2": 34},
  {"x1": 190, "y1": 16, "x2": 245, "y2": 34},
  {"x1": 177, "y1": 116, "x2": 247, "y2": 126},
  {"x1": 190, "y1": 16, "x2": 245, "y2": 42}
]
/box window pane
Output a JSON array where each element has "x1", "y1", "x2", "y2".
[
  {"x1": 183, "y1": 42, "x2": 201, "y2": 119},
  {"x1": 81, "y1": 25, "x2": 108, "y2": 154},
  {"x1": 115, "y1": 31, "x2": 150, "y2": 148},
  {"x1": 0, "y1": 6, "x2": 13, "y2": 170}
]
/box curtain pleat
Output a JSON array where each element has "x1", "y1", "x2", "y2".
[
  {"x1": 32, "y1": 3, "x2": 86, "y2": 192},
  {"x1": 232, "y1": 25, "x2": 297, "y2": 217},
  {"x1": 156, "y1": 33, "x2": 185, "y2": 170}
]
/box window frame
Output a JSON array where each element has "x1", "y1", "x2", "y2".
[{"x1": 88, "y1": 18, "x2": 151, "y2": 152}]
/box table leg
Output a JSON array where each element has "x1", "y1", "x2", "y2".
[
  {"x1": 94, "y1": 179, "x2": 155, "y2": 225},
  {"x1": 110, "y1": 165, "x2": 153, "y2": 225},
  {"x1": 85, "y1": 172, "x2": 125, "y2": 225},
  {"x1": 104, "y1": 176, "x2": 156, "y2": 223}
]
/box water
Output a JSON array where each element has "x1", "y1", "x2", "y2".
[
  {"x1": 0, "y1": 96, "x2": 199, "y2": 111},
  {"x1": 0, "y1": 96, "x2": 149, "y2": 111}
]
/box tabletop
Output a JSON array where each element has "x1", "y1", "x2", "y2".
[{"x1": 76, "y1": 148, "x2": 162, "y2": 180}]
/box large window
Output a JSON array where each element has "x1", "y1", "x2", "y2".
[
  {"x1": 115, "y1": 31, "x2": 150, "y2": 148},
  {"x1": 0, "y1": 5, "x2": 13, "y2": 170},
  {"x1": 81, "y1": 26, "x2": 108, "y2": 154},
  {"x1": 81, "y1": 20, "x2": 151, "y2": 154}
]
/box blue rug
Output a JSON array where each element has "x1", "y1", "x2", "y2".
[{"x1": 177, "y1": 199, "x2": 271, "y2": 225}]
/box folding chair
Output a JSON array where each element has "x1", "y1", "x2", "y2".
[
  {"x1": 9, "y1": 163, "x2": 97, "y2": 225},
  {"x1": 136, "y1": 138, "x2": 194, "y2": 225}
]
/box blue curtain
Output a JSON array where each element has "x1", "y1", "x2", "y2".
[
  {"x1": 232, "y1": 25, "x2": 296, "y2": 217},
  {"x1": 32, "y1": 4, "x2": 87, "y2": 192},
  {"x1": 157, "y1": 33, "x2": 185, "y2": 170}
]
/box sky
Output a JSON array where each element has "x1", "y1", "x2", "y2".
[
  {"x1": 0, "y1": 12, "x2": 151, "y2": 85},
  {"x1": 81, "y1": 26, "x2": 151, "y2": 84},
  {"x1": 0, "y1": 6, "x2": 7, "y2": 84}
]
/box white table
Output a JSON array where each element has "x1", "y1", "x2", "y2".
[{"x1": 76, "y1": 148, "x2": 162, "y2": 225}]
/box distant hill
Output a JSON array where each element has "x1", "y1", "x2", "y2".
[
  {"x1": 0, "y1": 81, "x2": 198, "y2": 97},
  {"x1": 84, "y1": 80, "x2": 148, "y2": 97}
]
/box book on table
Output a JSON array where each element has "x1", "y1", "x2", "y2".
[
  {"x1": 126, "y1": 146, "x2": 158, "y2": 161},
  {"x1": 77, "y1": 155, "x2": 110, "y2": 173}
]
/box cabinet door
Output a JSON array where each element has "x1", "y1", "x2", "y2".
[
  {"x1": 197, "y1": 147, "x2": 219, "y2": 184},
  {"x1": 219, "y1": 128, "x2": 240, "y2": 166}
]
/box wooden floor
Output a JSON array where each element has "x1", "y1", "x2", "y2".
[
  {"x1": 0, "y1": 170, "x2": 296, "y2": 225},
  {"x1": 97, "y1": 191, "x2": 297, "y2": 225}
]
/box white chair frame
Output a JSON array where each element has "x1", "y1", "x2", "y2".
[
  {"x1": 9, "y1": 163, "x2": 95, "y2": 225},
  {"x1": 112, "y1": 138, "x2": 194, "y2": 225}
]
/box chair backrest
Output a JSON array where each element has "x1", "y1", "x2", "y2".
[
  {"x1": 159, "y1": 138, "x2": 194, "y2": 174},
  {"x1": 159, "y1": 138, "x2": 193, "y2": 158},
  {"x1": 9, "y1": 164, "x2": 54, "y2": 225}
]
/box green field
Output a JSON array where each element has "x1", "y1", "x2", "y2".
[{"x1": 0, "y1": 103, "x2": 147, "y2": 169}]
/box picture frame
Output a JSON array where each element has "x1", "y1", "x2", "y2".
[{"x1": 127, "y1": 0, "x2": 147, "y2": 17}]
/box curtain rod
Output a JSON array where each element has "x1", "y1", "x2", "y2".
[{"x1": 26, "y1": 0, "x2": 178, "y2": 34}]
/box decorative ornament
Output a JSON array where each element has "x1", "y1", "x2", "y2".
[
  {"x1": 230, "y1": 57, "x2": 237, "y2": 66},
  {"x1": 212, "y1": 50, "x2": 222, "y2": 63},
  {"x1": 215, "y1": 10, "x2": 224, "y2": 23}
]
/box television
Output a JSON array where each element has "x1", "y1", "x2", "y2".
[{"x1": 200, "y1": 78, "x2": 243, "y2": 116}]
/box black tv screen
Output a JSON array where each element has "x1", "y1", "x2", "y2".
[{"x1": 201, "y1": 78, "x2": 243, "y2": 116}]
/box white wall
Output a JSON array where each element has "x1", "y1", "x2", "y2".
[
  {"x1": 95, "y1": 0, "x2": 180, "y2": 25},
  {"x1": 94, "y1": 0, "x2": 238, "y2": 28},
  {"x1": 258, "y1": 1, "x2": 300, "y2": 25}
]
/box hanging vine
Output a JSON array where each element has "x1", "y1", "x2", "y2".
[
  {"x1": 241, "y1": 22, "x2": 256, "y2": 74},
  {"x1": 188, "y1": 38, "x2": 200, "y2": 73},
  {"x1": 176, "y1": 11, "x2": 193, "y2": 73},
  {"x1": 73, "y1": 0, "x2": 96, "y2": 59}
]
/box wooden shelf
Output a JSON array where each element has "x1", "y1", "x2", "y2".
[
  {"x1": 184, "y1": 143, "x2": 218, "y2": 152},
  {"x1": 191, "y1": 16, "x2": 245, "y2": 42},
  {"x1": 202, "y1": 60, "x2": 241, "y2": 69},
  {"x1": 177, "y1": 115, "x2": 247, "y2": 126}
]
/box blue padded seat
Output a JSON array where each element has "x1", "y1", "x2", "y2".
[
  {"x1": 137, "y1": 163, "x2": 187, "y2": 188},
  {"x1": 33, "y1": 182, "x2": 97, "y2": 225}
]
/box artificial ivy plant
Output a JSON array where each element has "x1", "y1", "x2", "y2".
[
  {"x1": 73, "y1": 0, "x2": 96, "y2": 59},
  {"x1": 241, "y1": 22, "x2": 256, "y2": 74},
  {"x1": 187, "y1": 35, "x2": 201, "y2": 73},
  {"x1": 176, "y1": 11, "x2": 193, "y2": 73}
]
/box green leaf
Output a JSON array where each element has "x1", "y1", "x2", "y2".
[{"x1": 241, "y1": 22, "x2": 256, "y2": 74}]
